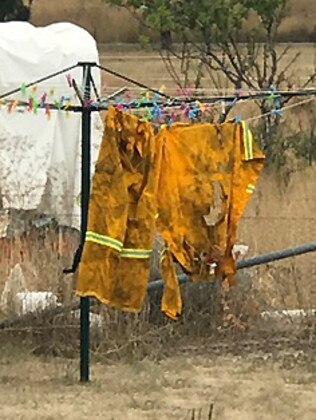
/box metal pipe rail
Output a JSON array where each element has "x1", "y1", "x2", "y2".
[{"x1": 148, "y1": 241, "x2": 316, "y2": 292}]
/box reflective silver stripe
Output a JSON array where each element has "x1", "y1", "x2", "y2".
[
  {"x1": 85, "y1": 231, "x2": 152, "y2": 258},
  {"x1": 246, "y1": 183, "x2": 255, "y2": 194},
  {"x1": 241, "y1": 121, "x2": 254, "y2": 161},
  {"x1": 86, "y1": 231, "x2": 123, "y2": 252},
  {"x1": 121, "y1": 248, "x2": 152, "y2": 259}
]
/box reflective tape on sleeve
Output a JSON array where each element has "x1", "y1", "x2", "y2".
[{"x1": 85, "y1": 231, "x2": 123, "y2": 252}]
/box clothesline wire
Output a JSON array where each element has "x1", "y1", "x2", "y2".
[
  {"x1": 0, "y1": 92, "x2": 314, "y2": 123},
  {"x1": 0, "y1": 64, "x2": 79, "y2": 101},
  {"x1": 1, "y1": 61, "x2": 316, "y2": 119},
  {"x1": 0, "y1": 58, "x2": 315, "y2": 106},
  {"x1": 244, "y1": 96, "x2": 316, "y2": 123},
  {"x1": 96, "y1": 63, "x2": 171, "y2": 99},
  {"x1": 2, "y1": 83, "x2": 316, "y2": 95},
  {"x1": 125, "y1": 94, "x2": 315, "y2": 124}
]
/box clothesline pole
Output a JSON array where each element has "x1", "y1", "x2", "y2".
[{"x1": 79, "y1": 62, "x2": 93, "y2": 382}]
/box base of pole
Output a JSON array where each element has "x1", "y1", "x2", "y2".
[{"x1": 80, "y1": 296, "x2": 90, "y2": 382}]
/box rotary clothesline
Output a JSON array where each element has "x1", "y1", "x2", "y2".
[
  {"x1": 2, "y1": 61, "x2": 316, "y2": 384},
  {"x1": 1, "y1": 94, "x2": 314, "y2": 125},
  {"x1": 1, "y1": 62, "x2": 316, "y2": 118}
]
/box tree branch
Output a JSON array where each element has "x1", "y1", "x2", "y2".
[
  {"x1": 276, "y1": 51, "x2": 301, "y2": 86},
  {"x1": 193, "y1": 42, "x2": 239, "y2": 86},
  {"x1": 225, "y1": 37, "x2": 258, "y2": 90},
  {"x1": 159, "y1": 50, "x2": 183, "y2": 88}
]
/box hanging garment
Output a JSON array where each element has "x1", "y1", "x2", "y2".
[
  {"x1": 153, "y1": 120, "x2": 264, "y2": 319},
  {"x1": 155, "y1": 121, "x2": 265, "y2": 283},
  {"x1": 77, "y1": 107, "x2": 265, "y2": 319},
  {"x1": 77, "y1": 106, "x2": 161, "y2": 312}
]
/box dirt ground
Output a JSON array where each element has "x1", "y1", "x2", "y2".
[{"x1": 0, "y1": 342, "x2": 316, "y2": 420}]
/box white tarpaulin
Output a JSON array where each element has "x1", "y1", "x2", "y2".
[{"x1": 0, "y1": 22, "x2": 103, "y2": 231}]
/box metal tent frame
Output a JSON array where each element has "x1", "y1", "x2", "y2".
[{"x1": 1, "y1": 61, "x2": 316, "y2": 382}]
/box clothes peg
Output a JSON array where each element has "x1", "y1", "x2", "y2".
[
  {"x1": 28, "y1": 97, "x2": 33, "y2": 111},
  {"x1": 235, "y1": 114, "x2": 242, "y2": 123},
  {"x1": 66, "y1": 74, "x2": 73, "y2": 87},
  {"x1": 21, "y1": 83, "x2": 27, "y2": 97},
  {"x1": 45, "y1": 103, "x2": 51, "y2": 120},
  {"x1": 40, "y1": 93, "x2": 47, "y2": 106},
  {"x1": 271, "y1": 108, "x2": 282, "y2": 116},
  {"x1": 229, "y1": 97, "x2": 238, "y2": 107}
]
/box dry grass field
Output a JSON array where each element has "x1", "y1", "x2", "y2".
[
  {"x1": 98, "y1": 43, "x2": 316, "y2": 93},
  {"x1": 30, "y1": 0, "x2": 316, "y2": 43}
]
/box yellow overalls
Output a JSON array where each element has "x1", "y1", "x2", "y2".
[
  {"x1": 77, "y1": 107, "x2": 265, "y2": 319},
  {"x1": 77, "y1": 106, "x2": 160, "y2": 311}
]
